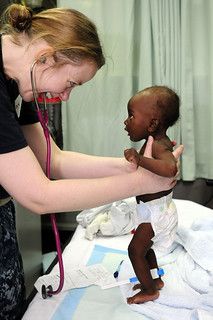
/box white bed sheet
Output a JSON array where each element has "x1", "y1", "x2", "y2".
[{"x1": 22, "y1": 199, "x2": 213, "y2": 320}]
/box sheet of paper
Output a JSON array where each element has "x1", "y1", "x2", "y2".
[{"x1": 34, "y1": 264, "x2": 114, "y2": 297}]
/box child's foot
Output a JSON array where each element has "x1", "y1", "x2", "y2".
[
  {"x1": 132, "y1": 283, "x2": 142, "y2": 291},
  {"x1": 132, "y1": 278, "x2": 164, "y2": 291},
  {"x1": 127, "y1": 288, "x2": 159, "y2": 304}
]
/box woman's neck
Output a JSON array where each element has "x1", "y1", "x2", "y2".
[
  {"x1": 1, "y1": 34, "x2": 49, "y2": 81},
  {"x1": 1, "y1": 34, "x2": 31, "y2": 80}
]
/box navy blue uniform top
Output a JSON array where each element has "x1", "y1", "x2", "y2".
[{"x1": 0, "y1": 34, "x2": 39, "y2": 198}]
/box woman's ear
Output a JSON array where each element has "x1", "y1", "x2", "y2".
[
  {"x1": 148, "y1": 119, "x2": 159, "y2": 133},
  {"x1": 36, "y1": 48, "x2": 55, "y2": 65}
]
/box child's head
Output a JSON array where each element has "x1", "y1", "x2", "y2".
[{"x1": 124, "y1": 85, "x2": 180, "y2": 142}]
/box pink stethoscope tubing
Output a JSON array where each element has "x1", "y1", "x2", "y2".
[{"x1": 30, "y1": 60, "x2": 64, "y2": 298}]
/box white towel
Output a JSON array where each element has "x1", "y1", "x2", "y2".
[{"x1": 177, "y1": 216, "x2": 213, "y2": 271}]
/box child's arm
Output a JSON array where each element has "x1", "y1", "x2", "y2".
[
  {"x1": 124, "y1": 142, "x2": 177, "y2": 178},
  {"x1": 138, "y1": 152, "x2": 177, "y2": 177}
]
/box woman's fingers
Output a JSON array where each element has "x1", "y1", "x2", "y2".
[
  {"x1": 173, "y1": 144, "x2": 184, "y2": 180},
  {"x1": 143, "y1": 136, "x2": 154, "y2": 158},
  {"x1": 172, "y1": 144, "x2": 184, "y2": 160}
]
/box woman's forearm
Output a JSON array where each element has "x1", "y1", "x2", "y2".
[
  {"x1": 0, "y1": 147, "x2": 176, "y2": 214},
  {"x1": 51, "y1": 149, "x2": 135, "y2": 179},
  {"x1": 20, "y1": 167, "x2": 175, "y2": 214},
  {"x1": 22, "y1": 123, "x2": 134, "y2": 179}
]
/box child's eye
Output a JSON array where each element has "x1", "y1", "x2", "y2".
[{"x1": 129, "y1": 115, "x2": 133, "y2": 120}]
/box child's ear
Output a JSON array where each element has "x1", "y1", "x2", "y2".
[{"x1": 148, "y1": 119, "x2": 159, "y2": 133}]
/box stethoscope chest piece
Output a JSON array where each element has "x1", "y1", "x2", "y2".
[{"x1": 42, "y1": 284, "x2": 53, "y2": 299}]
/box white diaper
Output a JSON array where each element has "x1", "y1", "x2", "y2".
[{"x1": 136, "y1": 192, "x2": 178, "y2": 252}]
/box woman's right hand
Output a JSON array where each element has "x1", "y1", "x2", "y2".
[{"x1": 136, "y1": 136, "x2": 184, "y2": 193}]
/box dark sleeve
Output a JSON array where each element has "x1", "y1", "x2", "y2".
[
  {"x1": 0, "y1": 79, "x2": 28, "y2": 154},
  {"x1": 18, "y1": 100, "x2": 39, "y2": 125}
]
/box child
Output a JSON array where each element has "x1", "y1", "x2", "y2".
[{"x1": 124, "y1": 85, "x2": 180, "y2": 304}]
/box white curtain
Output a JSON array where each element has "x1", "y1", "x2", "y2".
[{"x1": 58, "y1": 0, "x2": 213, "y2": 180}]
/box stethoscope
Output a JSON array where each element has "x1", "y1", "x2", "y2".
[{"x1": 30, "y1": 56, "x2": 64, "y2": 299}]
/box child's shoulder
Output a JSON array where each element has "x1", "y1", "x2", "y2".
[{"x1": 153, "y1": 137, "x2": 173, "y2": 152}]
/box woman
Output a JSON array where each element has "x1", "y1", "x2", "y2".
[{"x1": 0, "y1": 4, "x2": 183, "y2": 319}]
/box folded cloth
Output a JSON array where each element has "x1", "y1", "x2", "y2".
[
  {"x1": 85, "y1": 212, "x2": 108, "y2": 241},
  {"x1": 76, "y1": 203, "x2": 111, "y2": 228},
  {"x1": 76, "y1": 198, "x2": 136, "y2": 240},
  {"x1": 99, "y1": 199, "x2": 136, "y2": 236}
]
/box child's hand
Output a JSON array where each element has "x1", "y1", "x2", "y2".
[
  {"x1": 172, "y1": 140, "x2": 177, "y2": 147},
  {"x1": 124, "y1": 148, "x2": 140, "y2": 166}
]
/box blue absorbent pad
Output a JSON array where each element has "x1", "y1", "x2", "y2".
[{"x1": 51, "y1": 245, "x2": 134, "y2": 320}]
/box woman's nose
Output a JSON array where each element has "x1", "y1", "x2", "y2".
[
  {"x1": 59, "y1": 88, "x2": 72, "y2": 101},
  {"x1": 124, "y1": 118, "x2": 127, "y2": 125}
]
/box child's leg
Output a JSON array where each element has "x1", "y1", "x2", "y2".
[
  {"x1": 127, "y1": 223, "x2": 159, "y2": 304},
  {"x1": 146, "y1": 248, "x2": 164, "y2": 290},
  {"x1": 132, "y1": 248, "x2": 164, "y2": 291}
]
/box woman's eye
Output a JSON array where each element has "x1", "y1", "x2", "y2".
[
  {"x1": 68, "y1": 81, "x2": 77, "y2": 88},
  {"x1": 129, "y1": 115, "x2": 133, "y2": 120}
]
